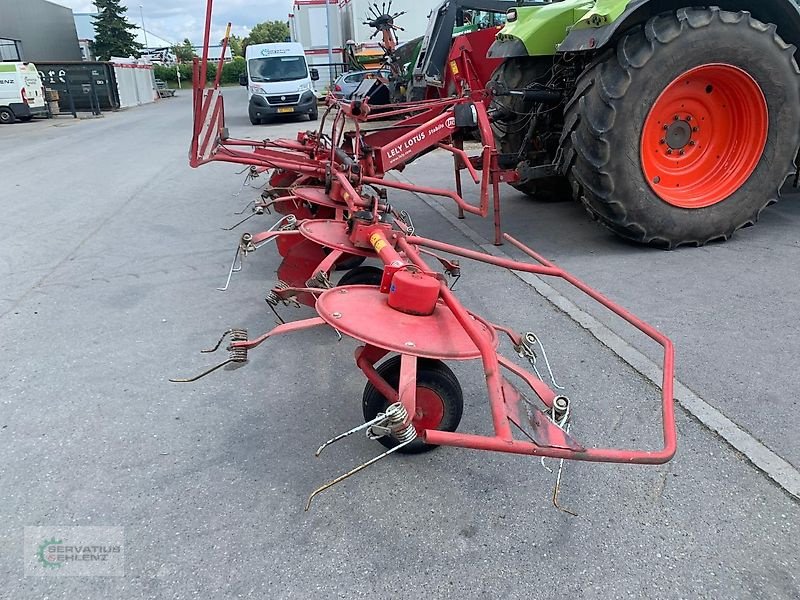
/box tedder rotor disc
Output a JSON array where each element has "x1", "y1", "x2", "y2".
[
  {"x1": 299, "y1": 220, "x2": 376, "y2": 258},
  {"x1": 293, "y1": 186, "x2": 346, "y2": 209},
  {"x1": 316, "y1": 285, "x2": 498, "y2": 360}
]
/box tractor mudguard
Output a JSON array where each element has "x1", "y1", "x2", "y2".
[
  {"x1": 557, "y1": 0, "x2": 800, "y2": 53},
  {"x1": 488, "y1": 0, "x2": 594, "y2": 58}
]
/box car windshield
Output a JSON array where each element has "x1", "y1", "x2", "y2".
[{"x1": 248, "y1": 56, "x2": 308, "y2": 83}]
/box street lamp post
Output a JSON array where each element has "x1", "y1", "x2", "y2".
[{"x1": 139, "y1": 5, "x2": 149, "y2": 52}]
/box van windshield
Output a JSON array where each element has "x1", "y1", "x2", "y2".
[{"x1": 248, "y1": 56, "x2": 308, "y2": 83}]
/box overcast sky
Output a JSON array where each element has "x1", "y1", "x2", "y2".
[{"x1": 54, "y1": 0, "x2": 289, "y2": 46}]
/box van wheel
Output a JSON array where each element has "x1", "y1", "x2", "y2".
[
  {"x1": 248, "y1": 114, "x2": 261, "y2": 125},
  {"x1": 309, "y1": 108, "x2": 319, "y2": 121},
  {"x1": 0, "y1": 108, "x2": 15, "y2": 124}
]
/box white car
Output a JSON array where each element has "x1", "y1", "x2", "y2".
[
  {"x1": 332, "y1": 69, "x2": 392, "y2": 99},
  {"x1": 0, "y1": 62, "x2": 47, "y2": 124}
]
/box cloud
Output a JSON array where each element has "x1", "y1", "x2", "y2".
[{"x1": 53, "y1": 0, "x2": 288, "y2": 45}]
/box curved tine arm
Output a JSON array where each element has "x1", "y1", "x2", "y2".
[{"x1": 231, "y1": 317, "x2": 328, "y2": 352}]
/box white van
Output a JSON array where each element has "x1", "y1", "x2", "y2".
[
  {"x1": 240, "y1": 42, "x2": 320, "y2": 125},
  {"x1": 0, "y1": 62, "x2": 47, "y2": 124}
]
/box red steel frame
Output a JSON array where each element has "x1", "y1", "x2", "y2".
[
  {"x1": 184, "y1": 0, "x2": 677, "y2": 468},
  {"x1": 189, "y1": 14, "x2": 519, "y2": 245},
  {"x1": 231, "y1": 227, "x2": 677, "y2": 464}
]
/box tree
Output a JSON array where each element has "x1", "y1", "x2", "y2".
[
  {"x1": 92, "y1": 0, "x2": 143, "y2": 61},
  {"x1": 242, "y1": 21, "x2": 290, "y2": 52},
  {"x1": 173, "y1": 38, "x2": 196, "y2": 63},
  {"x1": 222, "y1": 34, "x2": 243, "y2": 58}
]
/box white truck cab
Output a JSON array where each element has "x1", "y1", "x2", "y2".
[
  {"x1": 240, "y1": 42, "x2": 319, "y2": 125},
  {"x1": 0, "y1": 62, "x2": 47, "y2": 124}
]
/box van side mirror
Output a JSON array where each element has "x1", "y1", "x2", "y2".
[
  {"x1": 310, "y1": 68, "x2": 320, "y2": 81},
  {"x1": 239, "y1": 73, "x2": 247, "y2": 86}
]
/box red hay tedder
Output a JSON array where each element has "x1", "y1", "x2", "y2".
[{"x1": 175, "y1": 1, "x2": 677, "y2": 511}]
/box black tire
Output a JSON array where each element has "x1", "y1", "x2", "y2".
[
  {"x1": 559, "y1": 8, "x2": 800, "y2": 248},
  {"x1": 248, "y1": 113, "x2": 261, "y2": 125},
  {"x1": 334, "y1": 254, "x2": 366, "y2": 271},
  {"x1": 406, "y1": 85, "x2": 426, "y2": 103},
  {"x1": 323, "y1": 249, "x2": 365, "y2": 271},
  {"x1": 362, "y1": 355, "x2": 463, "y2": 454},
  {"x1": 490, "y1": 57, "x2": 571, "y2": 201},
  {"x1": 309, "y1": 107, "x2": 319, "y2": 121},
  {"x1": 337, "y1": 265, "x2": 383, "y2": 286},
  {"x1": 0, "y1": 108, "x2": 15, "y2": 125}
]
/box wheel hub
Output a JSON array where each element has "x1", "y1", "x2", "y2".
[
  {"x1": 413, "y1": 387, "x2": 445, "y2": 431},
  {"x1": 641, "y1": 63, "x2": 768, "y2": 209},
  {"x1": 665, "y1": 119, "x2": 692, "y2": 149}
]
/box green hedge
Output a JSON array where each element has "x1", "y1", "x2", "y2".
[{"x1": 154, "y1": 57, "x2": 245, "y2": 85}]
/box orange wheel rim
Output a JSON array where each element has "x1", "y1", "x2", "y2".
[{"x1": 640, "y1": 64, "x2": 768, "y2": 209}]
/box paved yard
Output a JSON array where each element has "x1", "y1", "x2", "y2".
[{"x1": 0, "y1": 89, "x2": 797, "y2": 598}]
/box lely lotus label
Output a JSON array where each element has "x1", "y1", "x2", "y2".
[{"x1": 382, "y1": 113, "x2": 458, "y2": 169}]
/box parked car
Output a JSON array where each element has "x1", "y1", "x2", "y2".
[
  {"x1": 0, "y1": 62, "x2": 47, "y2": 124},
  {"x1": 332, "y1": 69, "x2": 392, "y2": 99}
]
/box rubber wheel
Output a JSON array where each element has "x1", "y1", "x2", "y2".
[
  {"x1": 321, "y1": 248, "x2": 365, "y2": 272},
  {"x1": 490, "y1": 57, "x2": 571, "y2": 201},
  {"x1": 559, "y1": 8, "x2": 800, "y2": 248},
  {"x1": 337, "y1": 265, "x2": 383, "y2": 286},
  {"x1": 0, "y1": 108, "x2": 15, "y2": 124},
  {"x1": 249, "y1": 114, "x2": 261, "y2": 125},
  {"x1": 334, "y1": 254, "x2": 366, "y2": 271},
  {"x1": 362, "y1": 355, "x2": 463, "y2": 454}
]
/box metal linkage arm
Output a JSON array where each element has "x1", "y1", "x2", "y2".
[{"x1": 396, "y1": 234, "x2": 677, "y2": 465}]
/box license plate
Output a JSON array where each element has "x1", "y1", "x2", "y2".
[{"x1": 277, "y1": 107, "x2": 294, "y2": 113}]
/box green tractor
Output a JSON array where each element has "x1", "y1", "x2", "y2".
[{"x1": 489, "y1": 0, "x2": 800, "y2": 247}]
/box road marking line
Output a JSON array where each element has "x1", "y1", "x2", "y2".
[{"x1": 392, "y1": 171, "x2": 800, "y2": 500}]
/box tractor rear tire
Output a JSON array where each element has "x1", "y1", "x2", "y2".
[
  {"x1": 362, "y1": 355, "x2": 463, "y2": 454},
  {"x1": 559, "y1": 8, "x2": 800, "y2": 248},
  {"x1": 490, "y1": 57, "x2": 571, "y2": 201}
]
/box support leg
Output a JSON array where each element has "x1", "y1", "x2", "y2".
[
  {"x1": 454, "y1": 138, "x2": 465, "y2": 219},
  {"x1": 398, "y1": 353, "x2": 418, "y2": 424},
  {"x1": 492, "y1": 176, "x2": 502, "y2": 246}
]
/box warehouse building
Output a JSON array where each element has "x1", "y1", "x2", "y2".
[
  {"x1": 0, "y1": 0, "x2": 81, "y2": 62},
  {"x1": 73, "y1": 12, "x2": 175, "y2": 61}
]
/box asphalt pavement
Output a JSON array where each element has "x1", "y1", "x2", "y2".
[
  {"x1": 400, "y1": 143, "x2": 800, "y2": 470},
  {"x1": 0, "y1": 88, "x2": 797, "y2": 598}
]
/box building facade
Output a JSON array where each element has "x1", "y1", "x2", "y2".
[{"x1": 0, "y1": 0, "x2": 81, "y2": 62}]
